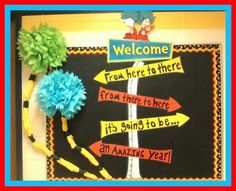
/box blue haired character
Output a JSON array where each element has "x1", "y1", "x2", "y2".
[
  {"x1": 121, "y1": 11, "x2": 155, "y2": 41},
  {"x1": 121, "y1": 11, "x2": 139, "y2": 40},
  {"x1": 137, "y1": 11, "x2": 155, "y2": 41}
]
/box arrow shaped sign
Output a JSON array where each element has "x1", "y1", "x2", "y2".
[
  {"x1": 98, "y1": 87, "x2": 181, "y2": 112},
  {"x1": 101, "y1": 113, "x2": 190, "y2": 138},
  {"x1": 94, "y1": 57, "x2": 184, "y2": 84},
  {"x1": 89, "y1": 141, "x2": 172, "y2": 164}
]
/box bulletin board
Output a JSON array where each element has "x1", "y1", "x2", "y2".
[
  {"x1": 46, "y1": 44, "x2": 222, "y2": 180},
  {"x1": 15, "y1": 10, "x2": 226, "y2": 182}
]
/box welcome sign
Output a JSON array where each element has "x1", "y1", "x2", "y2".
[{"x1": 108, "y1": 39, "x2": 173, "y2": 62}]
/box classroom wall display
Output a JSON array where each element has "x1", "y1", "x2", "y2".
[
  {"x1": 46, "y1": 43, "x2": 222, "y2": 180},
  {"x1": 14, "y1": 8, "x2": 228, "y2": 184}
]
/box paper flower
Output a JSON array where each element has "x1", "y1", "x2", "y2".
[
  {"x1": 36, "y1": 70, "x2": 86, "y2": 119},
  {"x1": 17, "y1": 23, "x2": 67, "y2": 74}
]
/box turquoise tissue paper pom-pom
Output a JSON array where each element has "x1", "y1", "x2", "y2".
[{"x1": 36, "y1": 69, "x2": 87, "y2": 119}]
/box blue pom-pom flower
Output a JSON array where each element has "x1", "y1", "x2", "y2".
[{"x1": 36, "y1": 69, "x2": 86, "y2": 119}]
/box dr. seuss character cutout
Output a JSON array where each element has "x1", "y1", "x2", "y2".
[{"x1": 121, "y1": 11, "x2": 155, "y2": 41}]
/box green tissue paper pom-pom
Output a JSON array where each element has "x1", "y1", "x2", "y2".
[{"x1": 17, "y1": 23, "x2": 67, "y2": 74}]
